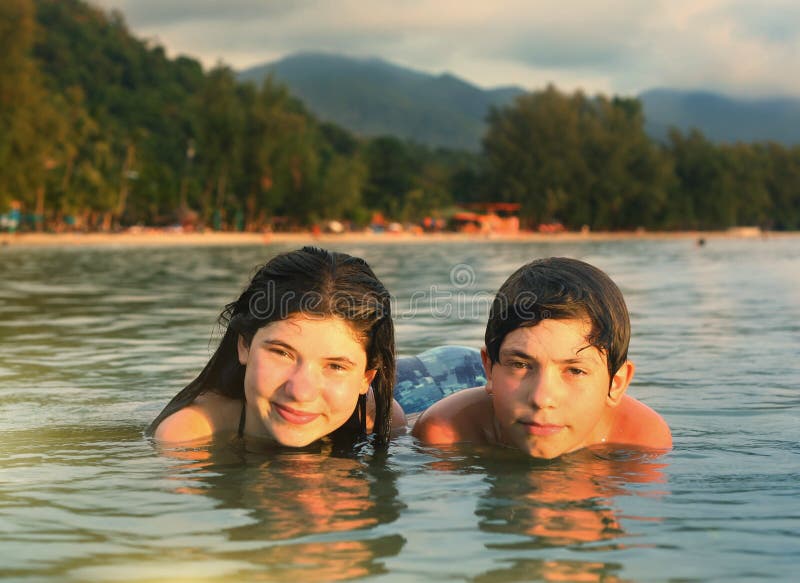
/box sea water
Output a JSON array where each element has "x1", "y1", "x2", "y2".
[{"x1": 1, "y1": 238, "x2": 798, "y2": 582}]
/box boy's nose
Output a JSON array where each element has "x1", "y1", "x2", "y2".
[
  {"x1": 283, "y1": 363, "x2": 323, "y2": 402},
  {"x1": 529, "y1": 366, "x2": 561, "y2": 408}
]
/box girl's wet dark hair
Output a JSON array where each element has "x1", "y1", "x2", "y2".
[
  {"x1": 146, "y1": 246, "x2": 396, "y2": 446},
  {"x1": 485, "y1": 257, "x2": 630, "y2": 382}
]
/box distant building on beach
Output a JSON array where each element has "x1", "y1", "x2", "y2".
[{"x1": 450, "y1": 202, "x2": 520, "y2": 234}]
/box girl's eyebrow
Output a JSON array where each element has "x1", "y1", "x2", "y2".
[
  {"x1": 263, "y1": 339, "x2": 357, "y2": 366},
  {"x1": 324, "y1": 356, "x2": 357, "y2": 366},
  {"x1": 263, "y1": 339, "x2": 295, "y2": 351}
]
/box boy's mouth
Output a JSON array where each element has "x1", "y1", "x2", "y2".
[{"x1": 520, "y1": 421, "x2": 563, "y2": 436}]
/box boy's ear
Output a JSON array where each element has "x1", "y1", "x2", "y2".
[
  {"x1": 607, "y1": 360, "x2": 634, "y2": 407},
  {"x1": 237, "y1": 334, "x2": 250, "y2": 365},
  {"x1": 480, "y1": 347, "x2": 493, "y2": 378},
  {"x1": 480, "y1": 347, "x2": 494, "y2": 395}
]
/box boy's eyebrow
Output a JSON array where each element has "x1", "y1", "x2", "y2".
[
  {"x1": 499, "y1": 348, "x2": 536, "y2": 360},
  {"x1": 499, "y1": 348, "x2": 601, "y2": 364},
  {"x1": 557, "y1": 356, "x2": 596, "y2": 365}
]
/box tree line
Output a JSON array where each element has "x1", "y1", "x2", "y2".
[
  {"x1": 484, "y1": 88, "x2": 800, "y2": 230},
  {"x1": 1, "y1": 0, "x2": 799, "y2": 232}
]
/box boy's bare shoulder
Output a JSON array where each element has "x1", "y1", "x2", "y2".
[
  {"x1": 611, "y1": 395, "x2": 673, "y2": 450},
  {"x1": 412, "y1": 387, "x2": 493, "y2": 445},
  {"x1": 153, "y1": 393, "x2": 240, "y2": 444}
]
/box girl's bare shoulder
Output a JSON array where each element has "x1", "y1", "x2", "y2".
[{"x1": 153, "y1": 393, "x2": 242, "y2": 443}]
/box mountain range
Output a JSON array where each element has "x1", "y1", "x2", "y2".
[
  {"x1": 239, "y1": 53, "x2": 800, "y2": 151},
  {"x1": 638, "y1": 89, "x2": 800, "y2": 145},
  {"x1": 238, "y1": 53, "x2": 522, "y2": 151}
]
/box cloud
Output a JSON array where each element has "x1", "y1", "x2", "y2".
[
  {"x1": 89, "y1": 0, "x2": 800, "y2": 97},
  {"x1": 616, "y1": 0, "x2": 800, "y2": 96},
  {"x1": 96, "y1": 0, "x2": 314, "y2": 27},
  {"x1": 728, "y1": 0, "x2": 800, "y2": 44}
]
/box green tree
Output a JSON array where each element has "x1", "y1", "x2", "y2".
[
  {"x1": 195, "y1": 65, "x2": 244, "y2": 226},
  {"x1": 483, "y1": 86, "x2": 670, "y2": 229},
  {"x1": 363, "y1": 136, "x2": 419, "y2": 217},
  {"x1": 666, "y1": 129, "x2": 730, "y2": 229},
  {"x1": 0, "y1": 0, "x2": 70, "y2": 228},
  {"x1": 403, "y1": 160, "x2": 454, "y2": 221},
  {"x1": 578, "y1": 96, "x2": 670, "y2": 229},
  {"x1": 33, "y1": 0, "x2": 204, "y2": 227},
  {"x1": 761, "y1": 143, "x2": 800, "y2": 230},
  {"x1": 314, "y1": 155, "x2": 367, "y2": 222},
  {"x1": 721, "y1": 143, "x2": 771, "y2": 227},
  {"x1": 237, "y1": 78, "x2": 333, "y2": 227},
  {"x1": 483, "y1": 86, "x2": 590, "y2": 226}
]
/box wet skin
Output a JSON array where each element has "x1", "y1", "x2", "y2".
[
  {"x1": 154, "y1": 315, "x2": 377, "y2": 446},
  {"x1": 236, "y1": 316, "x2": 376, "y2": 447},
  {"x1": 484, "y1": 318, "x2": 629, "y2": 458},
  {"x1": 413, "y1": 318, "x2": 671, "y2": 458}
]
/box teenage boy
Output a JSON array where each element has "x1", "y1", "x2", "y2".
[{"x1": 413, "y1": 257, "x2": 672, "y2": 459}]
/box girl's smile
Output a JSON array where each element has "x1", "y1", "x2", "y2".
[{"x1": 238, "y1": 315, "x2": 376, "y2": 447}]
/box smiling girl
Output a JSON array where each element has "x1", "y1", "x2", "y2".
[{"x1": 148, "y1": 247, "x2": 401, "y2": 448}]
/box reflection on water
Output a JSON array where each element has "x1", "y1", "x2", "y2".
[
  {"x1": 476, "y1": 449, "x2": 666, "y2": 548},
  {"x1": 156, "y1": 443, "x2": 406, "y2": 581},
  {"x1": 1, "y1": 239, "x2": 799, "y2": 581},
  {"x1": 414, "y1": 445, "x2": 667, "y2": 582}
]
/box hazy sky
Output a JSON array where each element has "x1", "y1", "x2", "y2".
[{"x1": 90, "y1": 0, "x2": 799, "y2": 97}]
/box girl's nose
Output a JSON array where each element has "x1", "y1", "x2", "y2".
[{"x1": 283, "y1": 363, "x2": 323, "y2": 402}]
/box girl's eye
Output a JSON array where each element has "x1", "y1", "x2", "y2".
[{"x1": 269, "y1": 348, "x2": 291, "y2": 358}]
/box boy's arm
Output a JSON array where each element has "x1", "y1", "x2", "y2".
[
  {"x1": 412, "y1": 406, "x2": 460, "y2": 444},
  {"x1": 412, "y1": 387, "x2": 491, "y2": 444},
  {"x1": 611, "y1": 395, "x2": 673, "y2": 449}
]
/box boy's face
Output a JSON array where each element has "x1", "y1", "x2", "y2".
[{"x1": 482, "y1": 318, "x2": 632, "y2": 459}]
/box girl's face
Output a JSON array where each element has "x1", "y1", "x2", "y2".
[{"x1": 238, "y1": 315, "x2": 375, "y2": 447}]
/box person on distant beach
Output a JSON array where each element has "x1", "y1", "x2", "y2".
[
  {"x1": 413, "y1": 257, "x2": 672, "y2": 459},
  {"x1": 148, "y1": 246, "x2": 404, "y2": 447}
]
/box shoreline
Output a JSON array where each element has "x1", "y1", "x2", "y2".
[{"x1": 0, "y1": 228, "x2": 790, "y2": 248}]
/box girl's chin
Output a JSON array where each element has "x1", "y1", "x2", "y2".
[
  {"x1": 246, "y1": 430, "x2": 320, "y2": 449},
  {"x1": 243, "y1": 422, "x2": 323, "y2": 448},
  {"x1": 269, "y1": 426, "x2": 329, "y2": 448}
]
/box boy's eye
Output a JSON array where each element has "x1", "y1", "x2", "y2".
[
  {"x1": 567, "y1": 367, "x2": 587, "y2": 376},
  {"x1": 506, "y1": 360, "x2": 531, "y2": 370},
  {"x1": 328, "y1": 362, "x2": 348, "y2": 372},
  {"x1": 269, "y1": 347, "x2": 292, "y2": 358}
]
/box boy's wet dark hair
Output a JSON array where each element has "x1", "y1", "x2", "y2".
[
  {"x1": 147, "y1": 247, "x2": 396, "y2": 446},
  {"x1": 484, "y1": 257, "x2": 630, "y2": 381}
]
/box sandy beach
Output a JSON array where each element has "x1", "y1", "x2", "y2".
[
  {"x1": 0, "y1": 228, "x2": 789, "y2": 248},
  {"x1": 0, "y1": 227, "x2": 790, "y2": 248}
]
